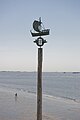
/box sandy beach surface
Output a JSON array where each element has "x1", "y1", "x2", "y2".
[{"x1": 0, "y1": 87, "x2": 80, "y2": 120}]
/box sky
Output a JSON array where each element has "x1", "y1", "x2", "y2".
[{"x1": 0, "y1": 0, "x2": 80, "y2": 72}]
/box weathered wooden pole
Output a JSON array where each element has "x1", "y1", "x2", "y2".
[
  {"x1": 37, "y1": 48, "x2": 43, "y2": 120},
  {"x1": 30, "y1": 17, "x2": 50, "y2": 120}
]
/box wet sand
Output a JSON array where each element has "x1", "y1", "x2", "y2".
[{"x1": 0, "y1": 87, "x2": 80, "y2": 120}]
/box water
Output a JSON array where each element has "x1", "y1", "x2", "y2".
[{"x1": 0, "y1": 71, "x2": 80, "y2": 102}]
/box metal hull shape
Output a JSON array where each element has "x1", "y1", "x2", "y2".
[{"x1": 31, "y1": 29, "x2": 50, "y2": 37}]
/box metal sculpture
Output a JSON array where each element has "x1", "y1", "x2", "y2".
[{"x1": 30, "y1": 17, "x2": 50, "y2": 38}]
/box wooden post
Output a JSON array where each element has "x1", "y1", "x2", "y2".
[{"x1": 37, "y1": 48, "x2": 43, "y2": 120}]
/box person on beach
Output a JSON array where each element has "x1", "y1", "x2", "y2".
[{"x1": 15, "y1": 93, "x2": 17, "y2": 97}]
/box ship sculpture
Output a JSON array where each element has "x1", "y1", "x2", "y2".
[{"x1": 30, "y1": 18, "x2": 50, "y2": 37}]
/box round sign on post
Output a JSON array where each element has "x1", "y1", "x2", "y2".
[{"x1": 34, "y1": 37, "x2": 47, "y2": 47}]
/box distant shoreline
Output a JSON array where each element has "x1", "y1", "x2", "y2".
[{"x1": 0, "y1": 71, "x2": 80, "y2": 73}]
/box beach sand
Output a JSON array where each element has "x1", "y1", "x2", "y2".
[{"x1": 0, "y1": 87, "x2": 80, "y2": 120}]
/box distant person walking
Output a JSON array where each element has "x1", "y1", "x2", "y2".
[{"x1": 15, "y1": 93, "x2": 17, "y2": 97}]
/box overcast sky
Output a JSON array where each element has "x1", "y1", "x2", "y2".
[{"x1": 0, "y1": 0, "x2": 80, "y2": 72}]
